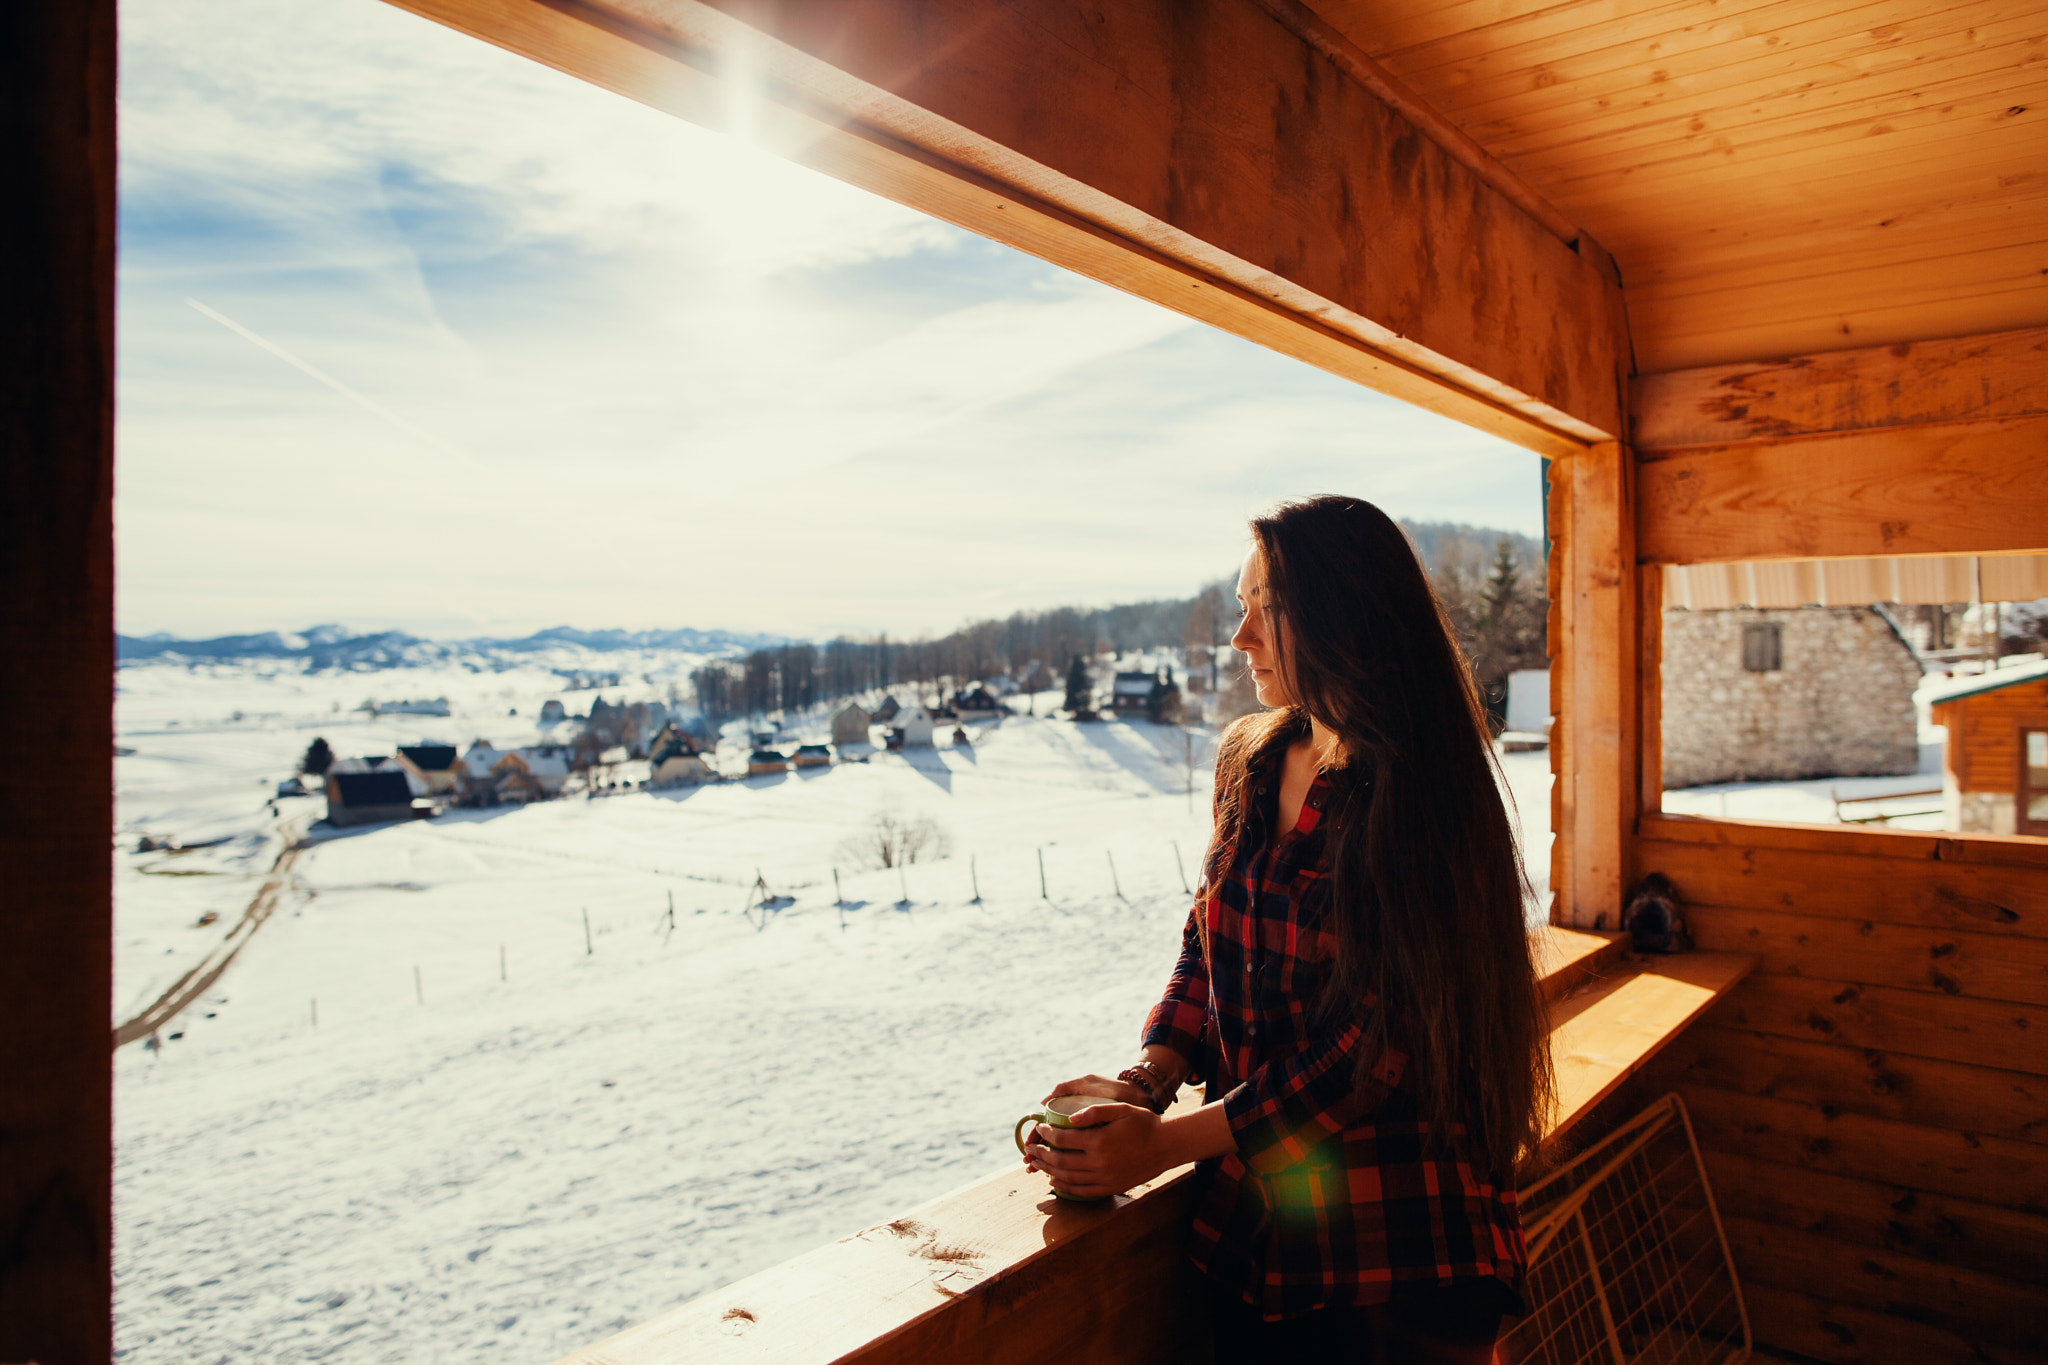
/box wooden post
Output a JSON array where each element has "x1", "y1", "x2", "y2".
[
  {"x1": 1171, "y1": 840, "x2": 1190, "y2": 895},
  {"x1": 1107, "y1": 851, "x2": 1123, "y2": 900},
  {"x1": 970, "y1": 855, "x2": 981, "y2": 904},
  {"x1": 1038, "y1": 847, "x2": 1048, "y2": 899},
  {"x1": 583, "y1": 908, "x2": 593, "y2": 955},
  {"x1": 1551, "y1": 441, "x2": 1639, "y2": 929},
  {"x1": 1, "y1": 4, "x2": 115, "y2": 1360}
]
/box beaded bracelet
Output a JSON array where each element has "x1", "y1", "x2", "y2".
[{"x1": 1118, "y1": 1063, "x2": 1170, "y2": 1114}]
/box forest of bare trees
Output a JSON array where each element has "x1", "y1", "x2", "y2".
[{"x1": 690, "y1": 519, "x2": 1549, "y2": 725}]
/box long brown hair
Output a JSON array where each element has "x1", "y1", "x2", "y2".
[{"x1": 1208, "y1": 495, "x2": 1553, "y2": 1175}]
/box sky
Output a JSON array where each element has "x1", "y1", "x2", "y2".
[{"x1": 115, "y1": 0, "x2": 1543, "y2": 642}]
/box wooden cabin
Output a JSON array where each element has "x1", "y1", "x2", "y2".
[
  {"x1": 1930, "y1": 661, "x2": 2048, "y2": 837},
  {"x1": 6, "y1": 2, "x2": 2046, "y2": 1363}
]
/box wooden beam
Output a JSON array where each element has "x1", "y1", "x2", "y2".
[
  {"x1": 381, "y1": 0, "x2": 1624, "y2": 454},
  {"x1": 1637, "y1": 413, "x2": 2048, "y2": 565},
  {"x1": 1553, "y1": 441, "x2": 1637, "y2": 928},
  {"x1": 0, "y1": 5, "x2": 115, "y2": 1365},
  {"x1": 1632, "y1": 326, "x2": 2048, "y2": 450}
]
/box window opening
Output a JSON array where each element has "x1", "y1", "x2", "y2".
[
  {"x1": 1739, "y1": 622, "x2": 1780, "y2": 673},
  {"x1": 1657, "y1": 560, "x2": 2048, "y2": 837}
]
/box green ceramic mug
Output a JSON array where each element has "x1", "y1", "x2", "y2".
[{"x1": 1014, "y1": 1094, "x2": 1110, "y2": 1202}]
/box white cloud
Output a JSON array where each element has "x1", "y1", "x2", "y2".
[{"x1": 114, "y1": 0, "x2": 1540, "y2": 641}]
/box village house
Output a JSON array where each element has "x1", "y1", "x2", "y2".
[
  {"x1": 537, "y1": 699, "x2": 567, "y2": 725},
  {"x1": 454, "y1": 740, "x2": 505, "y2": 807},
  {"x1": 1107, "y1": 668, "x2": 1184, "y2": 724},
  {"x1": 792, "y1": 743, "x2": 831, "y2": 770},
  {"x1": 1929, "y1": 659, "x2": 2048, "y2": 836},
  {"x1": 323, "y1": 769, "x2": 417, "y2": 827},
  {"x1": 1660, "y1": 606, "x2": 1922, "y2": 789},
  {"x1": 950, "y1": 685, "x2": 1001, "y2": 719},
  {"x1": 829, "y1": 701, "x2": 871, "y2": 748},
  {"x1": 869, "y1": 694, "x2": 900, "y2": 724},
  {"x1": 393, "y1": 743, "x2": 459, "y2": 797},
  {"x1": 646, "y1": 721, "x2": 710, "y2": 788},
  {"x1": 884, "y1": 707, "x2": 935, "y2": 750},
  {"x1": 746, "y1": 748, "x2": 788, "y2": 777}
]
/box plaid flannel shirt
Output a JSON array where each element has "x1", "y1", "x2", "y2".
[{"x1": 1143, "y1": 743, "x2": 1527, "y2": 1320}]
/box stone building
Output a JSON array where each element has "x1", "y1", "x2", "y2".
[{"x1": 1661, "y1": 606, "x2": 1921, "y2": 790}]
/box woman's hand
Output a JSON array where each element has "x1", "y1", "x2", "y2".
[
  {"x1": 1046, "y1": 1073, "x2": 1155, "y2": 1109},
  {"x1": 1020, "y1": 1100, "x2": 1170, "y2": 1200}
]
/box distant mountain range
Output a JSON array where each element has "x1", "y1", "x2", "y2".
[{"x1": 116, "y1": 624, "x2": 786, "y2": 668}]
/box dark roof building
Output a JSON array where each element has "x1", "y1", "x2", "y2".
[{"x1": 326, "y1": 770, "x2": 418, "y2": 827}]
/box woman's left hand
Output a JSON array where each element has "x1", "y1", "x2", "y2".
[{"x1": 1020, "y1": 1101, "x2": 1169, "y2": 1200}]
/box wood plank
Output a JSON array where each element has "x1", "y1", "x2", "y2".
[
  {"x1": 1469, "y1": 25, "x2": 2048, "y2": 161},
  {"x1": 1643, "y1": 281, "x2": 2048, "y2": 379},
  {"x1": 1636, "y1": 413, "x2": 2048, "y2": 564},
  {"x1": 1699, "y1": 1148, "x2": 2048, "y2": 1283},
  {"x1": 1531, "y1": 924, "x2": 1627, "y2": 1000},
  {"x1": 1556, "y1": 440, "x2": 1635, "y2": 927},
  {"x1": 548, "y1": 1105, "x2": 1207, "y2": 1365},
  {"x1": 1543, "y1": 950, "x2": 1756, "y2": 1131},
  {"x1": 1639, "y1": 838, "x2": 2048, "y2": 937},
  {"x1": 1502, "y1": 48, "x2": 2048, "y2": 181},
  {"x1": 1547, "y1": 456, "x2": 1572, "y2": 922},
  {"x1": 1720, "y1": 1214, "x2": 2048, "y2": 1351},
  {"x1": 1654, "y1": 1022, "x2": 2048, "y2": 1143},
  {"x1": 1638, "y1": 566, "x2": 1663, "y2": 819},
  {"x1": 1641, "y1": 810, "x2": 2048, "y2": 867},
  {"x1": 1681, "y1": 904, "x2": 2048, "y2": 1006},
  {"x1": 1634, "y1": 214, "x2": 2044, "y2": 296},
  {"x1": 0, "y1": 5, "x2": 116, "y2": 1365},
  {"x1": 1632, "y1": 326, "x2": 2048, "y2": 451},
  {"x1": 396, "y1": 0, "x2": 1628, "y2": 449},
  {"x1": 1672, "y1": 1083, "x2": 2048, "y2": 1209},
  {"x1": 1698, "y1": 971, "x2": 2048, "y2": 1076},
  {"x1": 1632, "y1": 239, "x2": 2048, "y2": 337},
  {"x1": 1739, "y1": 1279, "x2": 2044, "y2": 1365}
]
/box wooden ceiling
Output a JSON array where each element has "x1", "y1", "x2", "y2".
[{"x1": 1305, "y1": 0, "x2": 2048, "y2": 374}]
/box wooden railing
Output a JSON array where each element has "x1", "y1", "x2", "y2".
[{"x1": 548, "y1": 929, "x2": 1752, "y2": 1365}]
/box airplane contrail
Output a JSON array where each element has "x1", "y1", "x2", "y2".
[{"x1": 185, "y1": 297, "x2": 479, "y2": 464}]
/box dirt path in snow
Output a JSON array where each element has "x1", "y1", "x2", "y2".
[{"x1": 113, "y1": 824, "x2": 307, "y2": 1050}]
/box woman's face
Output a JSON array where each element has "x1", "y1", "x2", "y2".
[{"x1": 1231, "y1": 549, "x2": 1293, "y2": 708}]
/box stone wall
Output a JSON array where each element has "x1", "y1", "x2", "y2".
[{"x1": 1662, "y1": 606, "x2": 1921, "y2": 789}]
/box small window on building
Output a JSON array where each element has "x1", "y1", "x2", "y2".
[{"x1": 1741, "y1": 622, "x2": 1781, "y2": 673}]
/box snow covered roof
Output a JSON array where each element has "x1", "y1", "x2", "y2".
[{"x1": 1925, "y1": 657, "x2": 2048, "y2": 707}]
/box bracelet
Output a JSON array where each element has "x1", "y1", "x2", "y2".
[{"x1": 1119, "y1": 1061, "x2": 1173, "y2": 1113}]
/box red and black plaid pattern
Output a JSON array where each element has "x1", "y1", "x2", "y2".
[{"x1": 1143, "y1": 747, "x2": 1527, "y2": 1320}]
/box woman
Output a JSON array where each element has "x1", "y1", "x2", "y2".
[{"x1": 1022, "y1": 495, "x2": 1552, "y2": 1359}]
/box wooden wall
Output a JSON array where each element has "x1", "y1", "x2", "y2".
[
  {"x1": 1635, "y1": 814, "x2": 2048, "y2": 1364},
  {"x1": 0, "y1": 3, "x2": 118, "y2": 1363},
  {"x1": 1935, "y1": 679, "x2": 2048, "y2": 797}
]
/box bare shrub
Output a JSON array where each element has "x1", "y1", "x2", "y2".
[{"x1": 837, "y1": 807, "x2": 952, "y2": 869}]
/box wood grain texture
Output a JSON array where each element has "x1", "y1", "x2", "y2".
[
  {"x1": 1720, "y1": 1219, "x2": 2039, "y2": 1358},
  {"x1": 1934, "y1": 679, "x2": 2048, "y2": 795},
  {"x1": 1655, "y1": 1023, "x2": 2048, "y2": 1144},
  {"x1": 1699, "y1": 971, "x2": 2048, "y2": 1076},
  {"x1": 1672, "y1": 1083, "x2": 2048, "y2": 1210},
  {"x1": 1632, "y1": 327, "x2": 2048, "y2": 451},
  {"x1": 0, "y1": 3, "x2": 116, "y2": 1363},
  {"x1": 1737, "y1": 1280, "x2": 2045, "y2": 1365},
  {"x1": 1640, "y1": 810, "x2": 2048, "y2": 869},
  {"x1": 1699, "y1": 1148, "x2": 2048, "y2": 1283},
  {"x1": 387, "y1": 0, "x2": 1626, "y2": 451},
  {"x1": 1637, "y1": 413, "x2": 2048, "y2": 564},
  {"x1": 1719, "y1": 1214, "x2": 2048, "y2": 1352},
  {"x1": 1543, "y1": 950, "x2": 1755, "y2": 1128},
  {"x1": 1638, "y1": 836, "x2": 2048, "y2": 937},
  {"x1": 1556, "y1": 441, "x2": 1636, "y2": 927},
  {"x1": 1681, "y1": 904, "x2": 2048, "y2": 1007}
]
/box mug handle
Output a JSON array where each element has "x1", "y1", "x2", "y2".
[{"x1": 1014, "y1": 1113, "x2": 1041, "y2": 1157}]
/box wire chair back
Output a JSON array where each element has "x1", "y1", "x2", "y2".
[{"x1": 1499, "y1": 1093, "x2": 1750, "y2": 1365}]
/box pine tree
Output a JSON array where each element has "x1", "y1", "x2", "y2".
[
  {"x1": 301, "y1": 737, "x2": 334, "y2": 776},
  {"x1": 1063, "y1": 654, "x2": 1092, "y2": 713}
]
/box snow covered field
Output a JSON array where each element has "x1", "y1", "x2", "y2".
[{"x1": 113, "y1": 659, "x2": 1553, "y2": 1364}]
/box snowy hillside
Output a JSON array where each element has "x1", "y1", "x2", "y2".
[{"x1": 112, "y1": 662, "x2": 1552, "y2": 1364}]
